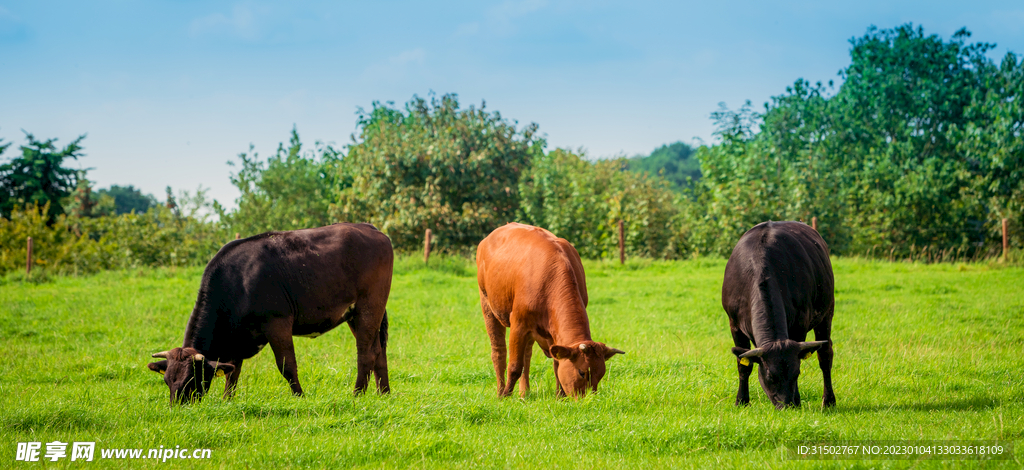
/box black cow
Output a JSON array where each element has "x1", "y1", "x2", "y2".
[
  {"x1": 147, "y1": 223, "x2": 393, "y2": 404},
  {"x1": 722, "y1": 221, "x2": 835, "y2": 409}
]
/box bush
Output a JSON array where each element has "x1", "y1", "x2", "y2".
[
  {"x1": 518, "y1": 149, "x2": 685, "y2": 259},
  {"x1": 332, "y1": 93, "x2": 542, "y2": 252},
  {"x1": 219, "y1": 128, "x2": 342, "y2": 236},
  {"x1": 0, "y1": 203, "x2": 229, "y2": 276}
]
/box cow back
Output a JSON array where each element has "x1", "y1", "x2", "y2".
[
  {"x1": 184, "y1": 223, "x2": 393, "y2": 355},
  {"x1": 722, "y1": 221, "x2": 833, "y2": 343},
  {"x1": 476, "y1": 223, "x2": 589, "y2": 332}
]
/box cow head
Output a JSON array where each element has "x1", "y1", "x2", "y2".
[
  {"x1": 549, "y1": 341, "x2": 625, "y2": 397},
  {"x1": 731, "y1": 339, "x2": 828, "y2": 409},
  {"x1": 147, "y1": 347, "x2": 234, "y2": 405}
]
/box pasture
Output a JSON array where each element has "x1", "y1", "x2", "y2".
[{"x1": 1, "y1": 256, "x2": 1021, "y2": 468}]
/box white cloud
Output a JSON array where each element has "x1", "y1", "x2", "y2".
[
  {"x1": 189, "y1": 4, "x2": 264, "y2": 41},
  {"x1": 454, "y1": 22, "x2": 480, "y2": 38},
  {"x1": 391, "y1": 48, "x2": 426, "y2": 66},
  {"x1": 0, "y1": 6, "x2": 28, "y2": 41},
  {"x1": 490, "y1": 0, "x2": 548, "y2": 22},
  {"x1": 454, "y1": 0, "x2": 548, "y2": 37},
  {"x1": 361, "y1": 48, "x2": 428, "y2": 82},
  {"x1": 489, "y1": 0, "x2": 547, "y2": 35}
]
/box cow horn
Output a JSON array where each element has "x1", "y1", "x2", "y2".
[
  {"x1": 151, "y1": 351, "x2": 170, "y2": 358},
  {"x1": 738, "y1": 348, "x2": 764, "y2": 358},
  {"x1": 799, "y1": 340, "x2": 829, "y2": 351},
  {"x1": 607, "y1": 348, "x2": 626, "y2": 355},
  {"x1": 579, "y1": 344, "x2": 587, "y2": 351},
  {"x1": 192, "y1": 353, "x2": 205, "y2": 362}
]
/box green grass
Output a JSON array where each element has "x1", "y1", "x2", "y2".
[{"x1": 1, "y1": 256, "x2": 1022, "y2": 468}]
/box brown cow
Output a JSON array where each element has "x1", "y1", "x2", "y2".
[
  {"x1": 147, "y1": 223, "x2": 393, "y2": 404},
  {"x1": 476, "y1": 223, "x2": 624, "y2": 398}
]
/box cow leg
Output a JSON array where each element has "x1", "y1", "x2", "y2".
[
  {"x1": 373, "y1": 335, "x2": 390, "y2": 394},
  {"x1": 361, "y1": 302, "x2": 391, "y2": 394},
  {"x1": 731, "y1": 328, "x2": 754, "y2": 406},
  {"x1": 265, "y1": 318, "x2": 303, "y2": 396},
  {"x1": 223, "y1": 359, "x2": 243, "y2": 399},
  {"x1": 347, "y1": 304, "x2": 387, "y2": 396},
  {"x1": 791, "y1": 329, "x2": 807, "y2": 408},
  {"x1": 519, "y1": 338, "x2": 534, "y2": 398},
  {"x1": 481, "y1": 295, "x2": 507, "y2": 397},
  {"x1": 553, "y1": 360, "x2": 566, "y2": 397},
  {"x1": 814, "y1": 317, "x2": 836, "y2": 407},
  {"x1": 501, "y1": 325, "x2": 529, "y2": 397}
]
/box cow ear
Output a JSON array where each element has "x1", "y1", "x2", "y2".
[
  {"x1": 550, "y1": 345, "x2": 577, "y2": 361},
  {"x1": 148, "y1": 360, "x2": 168, "y2": 375},
  {"x1": 798, "y1": 340, "x2": 828, "y2": 360},
  {"x1": 209, "y1": 361, "x2": 235, "y2": 378},
  {"x1": 603, "y1": 347, "x2": 625, "y2": 360},
  {"x1": 731, "y1": 347, "x2": 761, "y2": 365}
]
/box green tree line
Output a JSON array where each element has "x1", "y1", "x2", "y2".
[
  {"x1": 2, "y1": 24, "x2": 1021, "y2": 276},
  {"x1": 0, "y1": 131, "x2": 223, "y2": 276},
  {"x1": 689, "y1": 25, "x2": 1023, "y2": 258}
]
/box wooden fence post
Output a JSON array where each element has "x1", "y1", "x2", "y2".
[
  {"x1": 26, "y1": 237, "x2": 33, "y2": 276},
  {"x1": 424, "y1": 228, "x2": 432, "y2": 265},
  {"x1": 618, "y1": 220, "x2": 625, "y2": 265},
  {"x1": 1004, "y1": 218, "x2": 1009, "y2": 261},
  {"x1": 812, "y1": 216, "x2": 818, "y2": 232}
]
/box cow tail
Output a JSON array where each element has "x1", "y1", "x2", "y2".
[{"x1": 378, "y1": 309, "x2": 389, "y2": 351}]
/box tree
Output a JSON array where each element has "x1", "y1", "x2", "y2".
[
  {"x1": 830, "y1": 25, "x2": 998, "y2": 254},
  {"x1": 627, "y1": 141, "x2": 700, "y2": 190},
  {"x1": 0, "y1": 134, "x2": 9, "y2": 162},
  {"x1": 518, "y1": 148, "x2": 684, "y2": 259},
  {"x1": 948, "y1": 51, "x2": 1024, "y2": 252},
  {"x1": 95, "y1": 185, "x2": 157, "y2": 215},
  {"x1": 687, "y1": 24, "x2": 1022, "y2": 258},
  {"x1": 332, "y1": 93, "x2": 542, "y2": 251},
  {"x1": 219, "y1": 127, "x2": 343, "y2": 236},
  {"x1": 0, "y1": 132, "x2": 86, "y2": 220}
]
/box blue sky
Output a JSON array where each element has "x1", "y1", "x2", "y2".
[{"x1": 2, "y1": 1, "x2": 1023, "y2": 207}]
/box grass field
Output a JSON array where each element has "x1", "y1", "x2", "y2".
[{"x1": 1, "y1": 256, "x2": 1022, "y2": 468}]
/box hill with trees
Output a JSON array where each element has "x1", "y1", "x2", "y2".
[{"x1": 626, "y1": 142, "x2": 700, "y2": 190}]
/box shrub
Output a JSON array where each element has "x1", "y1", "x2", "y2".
[
  {"x1": 332, "y1": 93, "x2": 542, "y2": 252},
  {"x1": 518, "y1": 149, "x2": 685, "y2": 259},
  {"x1": 0, "y1": 203, "x2": 228, "y2": 276}
]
